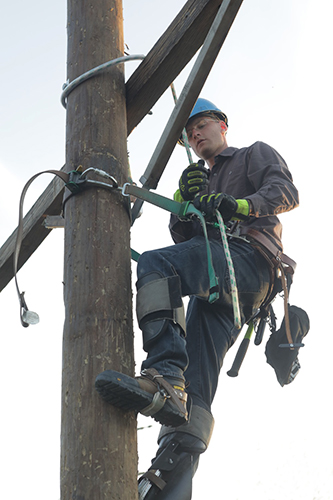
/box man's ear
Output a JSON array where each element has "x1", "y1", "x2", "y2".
[{"x1": 220, "y1": 121, "x2": 228, "y2": 134}]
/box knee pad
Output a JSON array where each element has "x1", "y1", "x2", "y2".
[
  {"x1": 136, "y1": 272, "x2": 186, "y2": 351},
  {"x1": 158, "y1": 404, "x2": 214, "y2": 453}
]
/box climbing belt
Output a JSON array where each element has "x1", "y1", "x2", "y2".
[{"x1": 13, "y1": 168, "x2": 224, "y2": 326}]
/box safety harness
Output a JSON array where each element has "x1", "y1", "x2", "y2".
[{"x1": 13, "y1": 165, "x2": 308, "y2": 387}]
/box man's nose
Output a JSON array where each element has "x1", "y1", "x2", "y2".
[{"x1": 192, "y1": 127, "x2": 200, "y2": 139}]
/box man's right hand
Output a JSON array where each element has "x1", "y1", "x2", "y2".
[{"x1": 178, "y1": 160, "x2": 209, "y2": 201}]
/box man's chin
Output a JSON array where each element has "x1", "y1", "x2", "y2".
[{"x1": 195, "y1": 141, "x2": 209, "y2": 157}]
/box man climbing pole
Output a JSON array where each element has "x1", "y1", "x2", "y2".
[{"x1": 95, "y1": 97, "x2": 299, "y2": 499}]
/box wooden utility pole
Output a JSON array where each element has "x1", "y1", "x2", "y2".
[{"x1": 61, "y1": 1, "x2": 137, "y2": 498}]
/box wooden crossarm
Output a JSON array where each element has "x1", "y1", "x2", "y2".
[{"x1": 0, "y1": 0, "x2": 243, "y2": 292}]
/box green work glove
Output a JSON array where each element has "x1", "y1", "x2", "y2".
[
  {"x1": 173, "y1": 188, "x2": 185, "y2": 203},
  {"x1": 193, "y1": 193, "x2": 250, "y2": 222},
  {"x1": 233, "y1": 199, "x2": 250, "y2": 221},
  {"x1": 178, "y1": 160, "x2": 209, "y2": 201}
]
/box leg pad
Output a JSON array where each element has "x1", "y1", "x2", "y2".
[
  {"x1": 136, "y1": 273, "x2": 186, "y2": 350},
  {"x1": 138, "y1": 406, "x2": 214, "y2": 499}
]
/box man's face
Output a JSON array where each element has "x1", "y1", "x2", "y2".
[{"x1": 186, "y1": 115, "x2": 227, "y2": 163}]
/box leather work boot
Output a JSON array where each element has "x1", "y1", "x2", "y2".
[{"x1": 95, "y1": 368, "x2": 188, "y2": 427}]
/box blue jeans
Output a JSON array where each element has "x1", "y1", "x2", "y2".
[{"x1": 137, "y1": 236, "x2": 271, "y2": 412}]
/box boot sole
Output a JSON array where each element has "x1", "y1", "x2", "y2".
[{"x1": 95, "y1": 370, "x2": 187, "y2": 427}]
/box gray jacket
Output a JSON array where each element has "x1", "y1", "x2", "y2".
[{"x1": 169, "y1": 141, "x2": 299, "y2": 251}]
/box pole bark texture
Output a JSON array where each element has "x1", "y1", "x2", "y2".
[{"x1": 61, "y1": 1, "x2": 137, "y2": 499}]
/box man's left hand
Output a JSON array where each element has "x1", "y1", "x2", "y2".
[{"x1": 193, "y1": 193, "x2": 249, "y2": 222}]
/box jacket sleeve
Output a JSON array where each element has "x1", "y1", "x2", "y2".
[{"x1": 245, "y1": 142, "x2": 299, "y2": 217}]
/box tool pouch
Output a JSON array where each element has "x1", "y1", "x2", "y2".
[{"x1": 265, "y1": 305, "x2": 310, "y2": 386}]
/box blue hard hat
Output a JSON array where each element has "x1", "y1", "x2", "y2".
[
  {"x1": 188, "y1": 98, "x2": 228, "y2": 125},
  {"x1": 179, "y1": 98, "x2": 228, "y2": 146}
]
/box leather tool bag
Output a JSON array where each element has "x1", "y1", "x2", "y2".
[{"x1": 265, "y1": 305, "x2": 310, "y2": 386}]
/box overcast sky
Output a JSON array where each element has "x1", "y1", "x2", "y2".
[{"x1": 0, "y1": 1, "x2": 332, "y2": 499}]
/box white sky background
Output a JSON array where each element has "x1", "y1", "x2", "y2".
[{"x1": 0, "y1": 1, "x2": 332, "y2": 499}]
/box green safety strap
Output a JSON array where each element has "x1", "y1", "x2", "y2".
[
  {"x1": 215, "y1": 211, "x2": 241, "y2": 329},
  {"x1": 131, "y1": 248, "x2": 141, "y2": 262},
  {"x1": 123, "y1": 183, "x2": 219, "y2": 303},
  {"x1": 185, "y1": 203, "x2": 219, "y2": 303}
]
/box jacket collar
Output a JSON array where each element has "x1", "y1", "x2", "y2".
[{"x1": 214, "y1": 146, "x2": 238, "y2": 162}]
